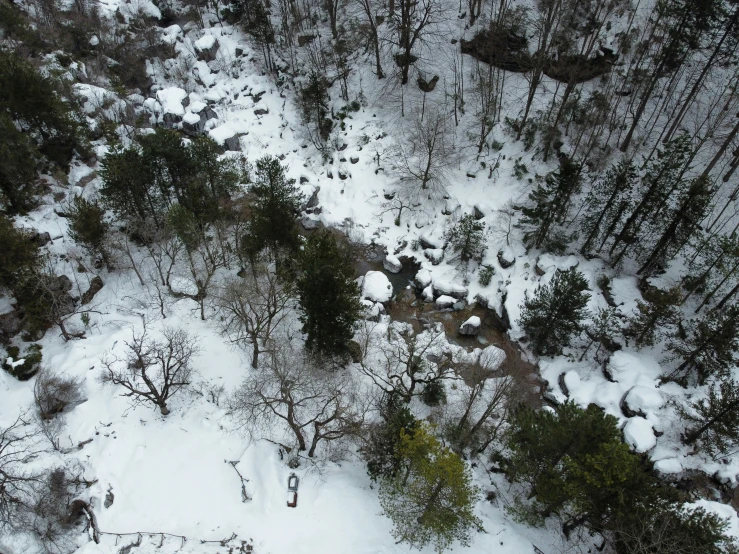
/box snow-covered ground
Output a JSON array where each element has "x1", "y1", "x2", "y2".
[{"x1": 3, "y1": 0, "x2": 739, "y2": 551}]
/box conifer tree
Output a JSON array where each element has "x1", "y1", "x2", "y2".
[
  {"x1": 300, "y1": 72, "x2": 332, "y2": 143},
  {"x1": 379, "y1": 423, "x2": 481, "y2": 553},
  {"x1": 0, "y1": 215, "x2": 40, "y2": 291},
  {"x1": 68, "y1": 196, "x2": 111, "y2": 268},
  {"x1": 363, "y1": 394, "x2": 419, "y2": 480},
  {"x1": 242, "y1": 155, "x2": 302, "y2": 261},
  {"x1": 579, "y1": 159, "x2": 637, "y2": 255},
  {"x1": 445, "y1": 214, "x2": 486, "y2": 264},
  {"x1": 296, "y1": 229, "x2": 362, "y2": 359},
  {"x1": 667, "y1": 305, "x2": 739, "y2": 383},
  {"x1": 518, "y1": 267, "x2": 590, "y2": 356},
  {"x1": 681, "y1": 378, "x2": 739, "y2": 455},
  {"x1": 627, "y1": 286, "x2": 682, "y2": 347},
  {"x1": 521, "y1": 157, "x2": 581, "y2": 251},
  {"x1": 0, "y1": 114, "x2": 40, "y2": 214}
]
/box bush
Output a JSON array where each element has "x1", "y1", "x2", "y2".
[
  {"x1": 421, "y1": 379, "x2": 447, "y2": 406},
  {"x1": 445, "y1": 214, "x2": 486, "y2": 263},
  {"x1": 363, "y1": 395, "x2": 418, "y2": 480},
  {"x1": 67, "y1": 196, "x2": 110, "y2": 266},
  {"x1": 2, "y1": 344, "x2": 43, "y2": 380},
  {"x1": 478, "y1": 265, "x2": 495, "y2": 286},
  {"x1": 34, "y1": 369, "x2": 85, "y2": 419},
  {"x1": 0, "y1": 215, "x2": 40, "y2": 290}
]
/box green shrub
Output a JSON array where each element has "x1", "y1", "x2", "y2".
[
  {"x1": 478, "y1": 265, "x2": 495, "y2": 286},
  {"x1": 2, "y1": 343, "x2": 42, "y2": 380},
  {"x1": 421, "y1": 379, "x2": 447, "y2": 406}
]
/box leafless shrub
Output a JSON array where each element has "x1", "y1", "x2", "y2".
[{"x1": 34, "y1": 369, "x2": 85, "y2": 420}]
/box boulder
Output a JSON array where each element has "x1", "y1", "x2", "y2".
[
  {"x1": 254, "y1": 108, "x2": 269, "y2": 116},
  {"x1": 435, "y1": 295, "x2": 456, "y2": 309},
  {"x1": 305, "y1": 187, "x2": 320, "y2": 210},
  {"x1": 182, "y1": 112, "x2": 205, "y2": 136},
  {"x1": 623, "y1": 417, "x2": 656, "y2": 453},
  {"x1": 362, "y1": 271, "x2": 393, "y2": 303},
  {"x1": 414, "y1": 269, "x2": 432, "y2": 291},
  {"x1": 424, "y1": 248, "x2": 444, "y2": 265},
  {"x1": 224, "y1": 134, "x2": 242, "y2": 151},
  {"x1": 473, "y1": 205, "x2": 485, "y2": 220},
  {"x1": 30, "y1": 231, "x2": 52, "y2": 247},
  {"x1": 194, "y1": 35, "x2": 219, "y2": 62},
  {"x1": 497, "y1": 247, "x2": 515, "y2": 269},
  {"x1": 81, "y1": 276, "x2": 104, "y2": 305},
  {"x1": 419, "y1": 233, "x2": 441, "y2": 250},
  {"x1": 301, "y1": 216, "x2": 320, "y2": 230},
  {"x1": 459, "y1": 315, "x2": 481, "y2": 336},
  {"x1": 350, "y1": 156, "x2": 359, "y2": 164},
  {"x1": 434, "y1": 279, "x2": 468, "y2": 300},
  {"x1": 0, "y1": 310, "x2": 22, "y2": 343},
  {"x1": 383, "y1": 254, "x2": 402, "y2": 274}
]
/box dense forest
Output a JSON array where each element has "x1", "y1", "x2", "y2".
[{"x1": 2, "y1": 0, "x2": 739, "y2": 552}]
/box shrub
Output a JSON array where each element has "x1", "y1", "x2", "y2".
[
  {"x1": 478, "y1": 265, "x2": 495, "y2": 286},
  {"x1": 67, "y1": 196, "x2": 110, "y2": 266},
  {"x1": 34, "y1": 369, "x2": 85, "y2": 419},
  {"x1": 445, "y1": 214, "x2": 486, "y2": 263},
  {"x1": 421, "y1": 379, "x2": 447, "y2": 406},
  {"x1": 3, "y1": 344, "x2": 43, "y2": 380}
]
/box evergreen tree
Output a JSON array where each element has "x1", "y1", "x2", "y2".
[
  {"x1": 363, "y1": 394, "x2": 419, "y2": 480},
  {"x1": 681, "y1": 378, "x2": 739, "y2": 455},
  {"x1": 0, "y1": 215, "x2": 40, "y2": 291},
  {"x1": 0, "y1": 113, "x2": 40, "y2": 214},
  {"x1": 379, "y1": 423, "x2": 482, "y2": 553},
  {"x1": 580, "y1": 306, "x2": 621, "y2": 361},
  {"x1": 518, "y1": 267, "x2": 590, "y2": 356},
  {"x1": 296, "y1": 229, "x2": 362, "y2": 359},
  {"x1": 521, "y1": 156, "x2": 581, "y2": 251},
  {"x1": 68, "y1": 196, "x2": 111, "y2": 268},
  {"x1": 444, "y1": 214, "x2": 486, "y2": 263},
  {"x1": 627, "y1": 285, "x2": 682, "y2": 347},
  {"x1": 242, "y1": 156, "x2": 302, "y2": 261},
  {"x1": 667, "y1": 305, "x2": 739, "y2": 383},
  {"x1": 579, "y1": 159, "x2": 637, "y2": 255},
  {"x1": 299, "y1": 72, "x2": 332, "y2": 143}
]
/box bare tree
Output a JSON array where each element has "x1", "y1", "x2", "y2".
[
  {"x1": 215, "y1": 264, "x2": 294, "y2": 369},
  {"x1": 389, "y1": 0, "x2": 446, "y2": 85},
  {"x1": 358, "y1": 322, "x2": 458, "y2": 403},
  {"x1": 229, "y1": 345, "x2": 366, "y2": 457},
  {"x1": 101, "y1": 326, "x2": 199, "y2": 415},
  {"x1": 356, "y1": 0, "x2": 384, "y2": 78},
  {"x1": 392, "y1": 106, "x2": 457, "y2": 206},
  {"x1": 0, "y1": 412, "x2": 45, "y2": 531}
]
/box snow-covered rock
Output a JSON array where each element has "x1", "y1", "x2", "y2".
[
  {"x1": 434, "y1": 279, "x2": 468, "y2": 300},
  {"x1": 383, "y1": 254, "x2": 402, "y2": 273},
  {"x1": 654, "y1": 458, "x2": 683, "y2": 475},
  {"x1": 194, "y1": 35, "x2": 219, "y2": 61},
  {"x1": 424, "y1": 248, "x2": 444, "y2": 265},
  {"x1": 422, "y1": 285, "x2": 434, "y2": 302},
  {"x1": 414, "y1": 268, "x2": 432, "y2": 290},
  {"x1": 459, "y1": 316, "x2": 481, "y2": 336},
  {"x1": 435, "y1": 295, "x2": 456, "y2": 309},
  {"x1": 623, "y1": 417, "x2": 656, "y2": 453},
  {"x1": 623, "y1": 386, "x2": 664, "y2": 418},
  {"x1": 497, "y1": 246, "x2": 515, "y2": 269},
  {"x1": 301, "y1": 216, "x2": 320, "y2": 230},
  {"x1": 419, "y1": 233, "x2": 442, "y2": 250},
  {"x1": 156, "y1": 87, "x2": 188, "y2": 126},
  {"x1": 480, "y1": 345, "x2": 506, "y2": 371},
  {"x1": 182, "y1": 111, "x2": 205, "y2": 135},
  {"x1": 362, "y1": 271, "x2": 393, "y2": 303}
]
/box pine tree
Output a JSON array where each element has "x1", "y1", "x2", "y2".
[
  {"x1": 0, "y1": 215, "x2": 40, "y2": 291},
  {"x1": 296, "y1": 229, "x2": 362, "y2": 359},
  {"x1": 243, "y1": 156, "x2": 302, "y2": 259},
  {"x1": 379, "y1": 423, "x2": 482, "y2": 553},
  {"x1": 579, "y1": 159, "x2": 637, "y2": 255},
  {"x1": 445, "y1": 214, "x2": 486, "y2": 263},
  {"x1": 300, "y1": 72, "x2": 332, "y2": 143},
  {"x1": 681, "y1": 378, "x2": 739, "y2": 455},
  {"x1": 518, "y1": 267, "x2": 591, "y2": 356},
  {"x1": 0, "y1": 113, "x2": 40, "y2": 214},
  {"x1": 521, "y1": 156, "x2": 581, "y2": 251},
  {"x1": 667, "y1": 305, "x2": 739, "y2": 383},
  {"x1": 68, "y1": 196, "x2": 111, "y2": 268},
  {"x1": 627, "y1": 285, "x2": 682, "y2": 347},
  {"x1": 363, "y1": 394, "x2": 419, "y2": 480}
]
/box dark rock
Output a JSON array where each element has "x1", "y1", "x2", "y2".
[
  {"x1": 182, "y1": 115, "x2": 206, "y2": 136},
  {"x1": 298, "y1": 34, "x2": 316, "y2": 46},
  {"x1": 383, "y1": 191, "x2": 396, "y2": 200},
  {"x1": 30, "y1": 232, "x2": 52, "y2": 247},
  {"x1": 497, "y1": 248, "x2": 515, "y2": 269},
  {"x1": 51, "y1": 275, "x2": 73, "y2": 293},
  {"x1": 347, "y1": 340, "x2": 362, "y2": 363},
  {"x1": 254, "y1": 108, "x2": 269, "y2": 116},
  {"x1": 224, "y1": 134, "x2": 242, "y2": 151},
  {"x1": 305, "y1": 187, "x2": 320, "y2": 210},
  {"x1": 235, "y1": 48, "x2": 244, "y2": 57},
  {"x1": 301, "y1": 216, "x2": 320, "y2": 230},
  {"x1": 338, "y1": 170, "x2": 348, "y2": 180},
  {"x1": 459, "y1": 316, "x2": 480, "y2": 335},
  {"x1": 338, "y1": 143, "x2": 348, "y2": 151},
  {"x1": 81, "y1": 276, "x2": 104, "y2": 305},
  {"x1": 473, "y1": 205, "x2": 484, "y2": 220},
  {"x1": 461, "y1": 24, "x2": 533, "y2": 73},
  {"x1": 453, "y1": 301, "x2": 467, "y2": 311},
  {"x1": 300, "y1": 176, "x2": 309, "y2": 184},
  {"x1": 350, "y1": 156, "x2": 359, "y2": 164},
  {"x1": 383, "y1": 256, "x2": 402, "y2": 273},
  {"x1": 162, "y1": 112, "x2": 182, "y2": 127},
  {"x1": 434, "y1": 281, "x2": 468, "y2": 300},
  {"x1": 104, "y1": 488, "x2": 114, "y2": 509},
  {"x1": 195, "y1": 37, "x2": 219, "y2": 62},
  {"x1": 0, "y1": 310, "x2": 22, "y2": 343}
]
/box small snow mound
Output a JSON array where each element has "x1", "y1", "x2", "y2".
[
  {"x1": 435, "y1": 295, "x2": 456, "y2": 308},
  {"x1": 433, "y1": 279, "x2": 468, "y2": 300},
  {"x1": 362, "y1": 271, "x2": 392, "y2": 303},
  {"x1": 156, "y1": 87, "x2": 187, "y2": 116},
  {"x1": 183, "y1": 112, "x2": 201, "y2": 125},
  {"x1": 415, "y1": 269, "x2": 432, "y2": 288},
  {"x1": 654, "y1": 458, "x2": 683, "y2": 475},
  {"x1": 563, "y1": 370, "x2": 581, "y2": 396},
  {"x1": 623, "y1": 417, "x2": 656, "y2": 453}
]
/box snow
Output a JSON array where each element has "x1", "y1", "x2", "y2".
[
  {"x1": 624, "y1": 386, "x2": 665, "y2": 416},
  {"x1": 156, "y1": 87, "x2": 187, "y2": 116},
  {"x1": 460, "y1": 316, "x2": 481, "y2": 329},
  {"x1": 623, "y1": 417, "x2": 657, "y2": 453},
  {"x1": 182, "y1": 112, "x2": 201, "y2": 125},
  {"x1": 689, "y1": 500, "x2": 739, "y2": 538},
  {"x1": 480, "y1": 345, "x2": 506, "y2": 371},
  {"x1": 435, "y1": 295, "x2": 457, "y2": 308},
  {"x1": 654, "y1": 458, "x2": 684, "y2": 474},
  {"x1": 362, "y1": 271, "x2": 392, "y2": 303}
]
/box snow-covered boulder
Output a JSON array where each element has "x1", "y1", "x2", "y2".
[
  {"x1": 414, "y1": 269, "x2": 432, "y2": 290},
  {"x1": 156, "y1": 87, "x2": 188, "y2": 126},
  {"x1": 224, "y1": 134, "x2": 242, "y2": 151},
  {"x1": 435, "y1": 295, "x2": 456, "y2": 309},
  {"x1": 301, "y1": 216, "x2": 320, "y2": 230},
  {"x1": 480, "y1": 345, "x2": 506, "y2": 371},
  {"x1": 459, "y1": 316, "x2": 481, "y2": 336},
  {"x1": 434, "y1": 279, "x2": 468, "y2": 300},
  {"x1": 194, "y1": 35, "x2": 219, "y2": 61},
  {"x1": 383, "y1": 254, "x2": 402, "y2": 274},
  {"x1": 424, "y1": 248, "x2": 444, "y2": 265},
  {"x1": 422, "y1": 285, "x2": 434, "y2": 302},
  {"x1": 623, "y1": 417, "x2": 656, "y2": 453},
  {"x1": 623, "y1": 386, "x2": 664, "y2": 418},
  {"x1": 362, "y1": 271, "x2": 393, "y2": 303},
  {"x1": 654, "y1": 458, "x2": 683, "y2": 475},
  {"x1": 497, "y1": 247, "x2": 515, "y2": 269},
  {"x1": 182, "y1": 112, "x2": 205, "y2": 136},
  {"x1": 419, "y1": 233, "x2": 441, "y2": 250}
]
